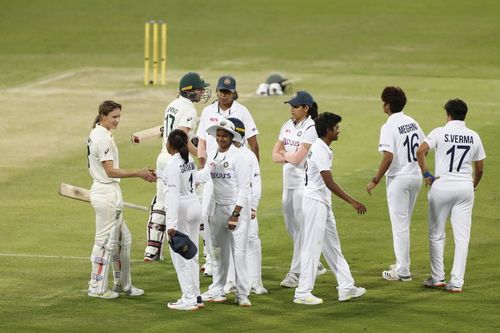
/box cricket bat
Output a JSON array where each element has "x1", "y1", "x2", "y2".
[
  {"x1": 131, "y1": 125, "x2": 163, "y2": 144},
  {"x1": 58, "y1": 183, "x2": 148, "y2": 211}
]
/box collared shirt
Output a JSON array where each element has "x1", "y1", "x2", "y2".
[
  {"x1": 87, "y1": 124, "x2": 119, "y2": 184},
  {"x1": 303, "y1": 138, "x2": 332, "y2": 207},
  {"x1": 378, "y1": 112, "x2": 425, "y2": 177},
  {"x1": 196, "y1": 100, "x2": 259, "y2": 156},
  {"x1": 425, "y1": 120, "x2": 486, "y2": 182},
  {"x1": 278, "y1": 116, "x2": 317, "y2": 189},
  {"x1": 161, "y1": 96, "x2": 198, "y2": 153}
]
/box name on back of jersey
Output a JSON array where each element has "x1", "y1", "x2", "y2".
[
  {"x1": 444, "y1": 134, "x2": 474, "y2": 144},
  {"x1": 180, "y1": 162, "x2": 196, "y2": 174},
  {"x1": 398, "y1": 122, "x2": 419, "y2": 135}
]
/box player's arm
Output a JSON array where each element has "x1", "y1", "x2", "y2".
[
  {"x1": 473, "y1": 159, "x2": 484, "y2": 189},
  {"x1": 366, "y1": 151, "x2": 393, "y2": 195},
  {"x1": 416, "y1": 142, "x2": 435, "y2": 186},
  {"x1": 272, "y1": 140, "x2": 286, "y2": 163},
  {"x1": 321, "y1": 170, "x2": 366, "y2": 215},
  {"x1": 197, "y1": 138, "x2": 207, "y2": 168},
  {"x1": 101, "y1": 160, "x2": 156, "y2": 182},
  {"x1": 247, "y1": 136, "x2": 260, "y2": 162},
  {"x1": 283, "y1": 143, "x2": 311, "y2": 165}
]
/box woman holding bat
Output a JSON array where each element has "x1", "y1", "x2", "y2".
[{"x1": 86, "y1": 100, "x2": 156, "y2": 299}]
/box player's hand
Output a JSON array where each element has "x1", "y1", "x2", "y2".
[
  {"x1": 167, "y1": 228, "x2": 176, "y2": 237},
  {"x1": 139, "y1": 167, "x2": 157, "y2": 182},
  {"x1": 228, "y1": 216, "x2": 238, "y2": 231},
  {"x1": 251, "y1": 209, "x2": 257, "y2": 220},
  {"x1": 351, "y1": 200, "x2": 367, "y2": 215},
  {"x1": 366, "y1": 181, "x2": 377, "y2": 195},
  {"x1": 132, "y1": 135, "x2": 140, "y2": 144}
]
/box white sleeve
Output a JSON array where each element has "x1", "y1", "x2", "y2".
[
  {"x1": 165, "y1": 162, "x2": 181, "y2": 230},
  {"x1": 196, "y1": 108, "x2": 209, "y2": 140},
  {"x1": 378, "y1": 124, "x2": 394, "y2": 153},
  {"x1": 178, "y1": 108, "x2": 197, "y2": 130},
  {"x1": 234, "y1": 153, "x2": 251, "y2": 208},
  {"x1": 301, "y1": 124, "x2": 317, "y2": 145},
  {"x1": 315, "y1": 147, "x2": 331, "y2": 172},
  {"x1": 277, "y1": 122, "x2": 287, "y2": 142},
  {"x1": 473, "y1": 134, "x2": 486, "y2": 161},
  {"x1": 250, "y1": 155, "x2": 261, "y2": 211},
  {"x1": 242, "y1": 108, "x2": 259, "y2": 138},
  {"x1": 424, "y1": 128, "x2": 440, "y2": 150},
  {"x1": 97, "y1": 137, "x2": 114, "y2": 162},
  {"x1": 194, "y1": 161, "x2": 212, "y2": 184}
]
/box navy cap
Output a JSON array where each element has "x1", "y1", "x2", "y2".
[
  {"x1": 168, "y1": 230, "x2": 197, "y2": 260},
  {"x1": 217, "y1": 75, "x2": 236, "y2": 92},
  {"x1": 226, "y1": 117, "x2": 245, "y2": 140},
  {"x1": 284, "y1": 91, "x2": 314, "y2": 107}
]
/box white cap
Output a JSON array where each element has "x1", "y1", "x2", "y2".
[{"x1": 206, "y1": 119, "x2": 243, "y2": 143}]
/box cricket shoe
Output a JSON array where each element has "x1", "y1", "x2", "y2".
[
  {"x1": 445, "y1": 284, "x2": 463, "y2": 293},
  {"x1": 167, "y1": 299, "x2": 198, "y2": 311},
  {"x1": 317, "y1": 263, "x2": 327, "y2": 276},
  {"x1": 112, "y1": 284, "x2": 144, "y2": 296},
  {"x1": 201, "y1": 290, "x2": 226, "y2": 303},
  {"x1": 338, "y1": 286, "x2": 366, "y2": 302},
  {"x1": 197, "y1": 295, "x2": 204, "y2": 308},
  {"x1": 236, "y1": 295, "x2": 252, "y2": 307},
  {"x1": 280, "y1": 272, "x2": 299, "y2": 288},
  {"x1": 423, "y1": 277, "x2": 446, "y2": 288},
  {"x1": 293, "y1": 295, "x2": 323, "y2": 305},
  {"x1": 224, "y1": 281, "x2": 236, "y2": 294},
  {"x1": 250, "y1": 280, "x2": 268, "y2": 295},
  {"x1": 202, "y1": 262, "x2": 213, "y2": 277},
  {"x1": 382, "y1": 269, "x2": 412, "y2": 282},
  {"x1": 144, "y1": 253, "x2": 160, "y2": 262},
  {"x1": 88, "y1": 289, "x2": 120, "y2": 299}
]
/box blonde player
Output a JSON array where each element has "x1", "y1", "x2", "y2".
[
  {"x1": 197, "y1": 119, "x2": 252, "y2": 307},
  {"x1": 293, "y1": 112, "x2": 366, "y2": 305},
  {"x1": 224, "y1": 118, "x2": 267, "y2": 295},
  {"x1": 87, "y1": 100, "x2": 156, "y2": 299},
  {"x1": 366, "y1": 86, "x2": 425, "y2": 282},
  {"x1": 272, "y1": 91, "x2": 325, "y2": 288},
  {"x1": 196, "y1": 75, "x2": 259, "y2": 276},
  {"x1": 416, "y1": 99, "x2": 485, "y2": 292},
  {"x1": 144, "y1": 72, "x2": 209, "y2": 262},
  {"x1": 163, "y1": 129, "x2": 203, "y2": 311}
]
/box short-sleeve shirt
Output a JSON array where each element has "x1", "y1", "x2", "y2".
[
  {"x1": 278, "y1": 116, "x2": 317, "y2": 189},
  {"x1": 87, "y1": 124, "x2": 119, "y2": 184},
  {"x1": 425, "y1": 120, "x2": 486, "y2": 182},
  {"x1": 161, "y1": 96, "x2": 198, "y2": 153},
  {"x1": 303, "y1": 138, "x2": 332, "y2": 207},
  {"x1": 378, "y1": 112, "x2": 425, "y2": 177},
  {"x1": 197, "y1": 100, "x2": 259, "y2": 156}
]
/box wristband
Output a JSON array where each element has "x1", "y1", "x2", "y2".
[
  {"x1": 231, "y1": 211, "x2": 240, "y2": 218},
  {"x1": 423, "y1": 171, "x2": 435, "y2": 181},
  {"x1": 371, "y1": 176, "x2": 379, "y2": 184}
]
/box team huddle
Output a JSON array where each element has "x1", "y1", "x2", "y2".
[{"x1": 85, "y1": 73, "x2": 486, "y2": 309}]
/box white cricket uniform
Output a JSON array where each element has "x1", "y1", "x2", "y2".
[
  {"x1": 87, "y1": 124, "x2": 133, "y2": 294},
  {"x1": 226, "y1": 145, "x2": 263, "y2": 285},
  {"x1": 144, "y1": 96, "x2": 198, "y2": 259},
  {"x1": 425, "y1": 120, "x2": 486, "y2": 288},
  {"x1": 163, "y1": 153, "x2": 201, "y2": 306},
  {"x1": 278, "y1": 116, "x2": 317, "y2": 274},
  {"x1": 378, "y1": 112, "x2": 425, "y2": 277},
  {"x1": 196, "y1": 101, "x2": 259, "y2": 265},
  {"x1": 196, "y1": 144, "x2": 251, "y2": 296},
  {"x1": 295, "y1": 138, "x2": 358, "y2": 299}
]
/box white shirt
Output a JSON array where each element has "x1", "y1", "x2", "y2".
[
  {"x1": 196, "y1": 144, "x2": 251, "y2": 207},
  {"x1": 87, "y1": 124, "x2": 119, "y2": 184},
  {"x1": 161, "y1": 96, "x2": 198, "y2": 153},
  {"x1": 278, "y1": 116, "x2": 317, "y2": 189},
  {"x1": 241, "y1": 145, "x2": 261, "y2": 211},
  {"x1": 164, "y1": 153, "x2": 198, "y2": 229},
  {"x1": 425, "y1": 120, "x2": 486, "y2": 182},
  {"x1": 303, "y1": 138, "x2": 332, "y2": 207},
  {"x1": 196, "y1": 100, "x2": 259, "y2": 156},
  {"x1": 378, "y1": 112, "x2": 425, "y2": 177}
]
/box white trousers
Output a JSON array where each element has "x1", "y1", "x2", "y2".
[
  {"x1": 385, "y1": 174, "x2": 422, "y2": 276},
  {"x1": 428, "y1": 180, "x2": 474, "y2": 288},
  {"x1": 282, "y1": 188, "x2": 304, "y2": 274},
  {"x1": 295, "y1": 197, "x2": 355, "y2": 299},
  {"x1": 208, "y1": 203, "x2": 250, "y2": 296},
  {"x1": 226, "y1": 216, "x2": 263, "y2": 284},
  {"x1": 89, "y1": 182, "x2": 132, "y2": 294},
  {"x1": 169, "y1": 197, "x2": 202, "y2": 305}
]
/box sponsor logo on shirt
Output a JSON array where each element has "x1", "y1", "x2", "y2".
[
  {"x1": 105, "y1": 148, "x2": 110, "y2": 154},
  {"x1": 210, "y1": 172, "x2": 231, "y2": 179},
  {"x1": 210, "y1": 117, "x2": 219, "y2": 122}
]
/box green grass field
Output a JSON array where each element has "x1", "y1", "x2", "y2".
[{"x1": 1, "y1": 1, "x2": 499, "y2": 332}]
